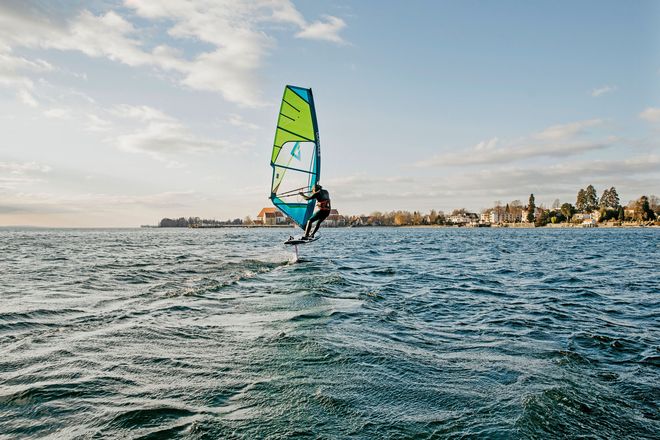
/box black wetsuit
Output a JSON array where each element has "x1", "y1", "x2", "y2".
[{"x1": 305, "y1": 189, "x2": 331, "y2": 237}]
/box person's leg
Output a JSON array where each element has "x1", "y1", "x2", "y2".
[
  {"x1": 304, "y1": 219, "x2": 313, "y2": 237},
  {"x1": 304, "y1": 211, "x2": 321, "y2": 238},
  {"x1": 310, "y1": 210, "x2": 330, "y2": 237}
]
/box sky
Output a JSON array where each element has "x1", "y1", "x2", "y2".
[{"x1": 1, "y1": 0, "x2": 659, "y2": 227}]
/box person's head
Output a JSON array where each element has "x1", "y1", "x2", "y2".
[{"x1": 314, "y1": 183, "x2": 322, "y2": 192}]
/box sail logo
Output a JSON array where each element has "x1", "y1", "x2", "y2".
[{"x1": 290, "y1": 142, "x2": 301, "y2": 160}]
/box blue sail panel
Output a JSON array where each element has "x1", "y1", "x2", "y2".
[
  {"x1": 289, "y1": 86, "x2": 310, "y2": 103},
  {"x1": 272, "y1": 197, "x2": 315, "y2": 228}
]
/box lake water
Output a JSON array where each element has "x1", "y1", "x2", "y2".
[{"x1": 0, "y1": 227, "x2": 658, "y2": 439}]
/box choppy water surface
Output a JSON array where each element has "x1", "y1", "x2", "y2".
[{"x1": 0, "y1": 227, "x2": 658, "y2": 439}]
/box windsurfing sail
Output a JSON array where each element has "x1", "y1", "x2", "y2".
[{"x1": 269, "y1": 85, "x2": 321, "y2": 229}]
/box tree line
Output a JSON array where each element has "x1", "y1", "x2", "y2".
[
  {"x1": 531, "y1": 185, "x2": 657, "y2": 226},
  {"x1": 158, "y1": 217, "x2": 244, "y2": 227},
  {"x1": 157, "y1": 186, "x2": 658, "y2": 228},
  {"x1": 350, "y1": 186, "x2": 659, "y2": 227}
]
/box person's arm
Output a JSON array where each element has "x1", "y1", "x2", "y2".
[{"x1": 299, "y1": 190, "x2": 316, "y2": 200}]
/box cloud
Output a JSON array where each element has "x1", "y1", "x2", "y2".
[
  {"x1": 534, "y1": 119, "x2": 602, "y2": 140},
  {"x1": 296, "y1": 16, "x2": 347, "y2": 44},
  {"x1": 226, "y1": 113, "x2": 260, "y2": 130},
  {"x1": 325, "y1": 156, "x2": 657, "y2": 209},
  {"x1": 85, "y1": 114, "x2": 112, "y2": 132},
  {"x1": 17, "y1": 89, "x2": 38, "y2": 107},
  {"x1": 416, "y1": 119, "x2": 610, "y2": 167},
  {"x1": 639, "y1": 107, "x2": 660, "y2": 124},
  {"x1": 322, "y1": 174, "x2": 422, "y2": 205},
  {"x1": 433, "y1": 155, "x2": 660, "y2": 194},
  {"x1": 0, "y1": 161, "x2": 52, "y2": 174},
  {"x1": 0, "y1": 161, "x2": 51, "y2": 190},
  {"x1": 325, "y1": 174, "x2": 415, "y2": 187},
  {"x1": 591, "y1": 85, "x2": 617, "y2": 97},
  {"x1": 43, "y1": 107, "x2": 72, "y2": 119},
  {"x1": 112, "y1": 104, "x2": 171, "y2": 122},
  {"x1": 0, "y1": 49, "x2": 53, "y2": 107},
  {"x1": 0, "y1": 1, "x2": 348, "y2": 107},
  {"x1": 113, "y1": 104, "x2": 231, "y2": 161},
  {"x1": 326, "y1": 154, "x2": 660, "y2": 213},
  {"x1": 0, "y1": 190, "x2": 201, "y2": 215}
]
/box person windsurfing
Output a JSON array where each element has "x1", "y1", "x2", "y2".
[{"x1": 299, "y1": 183, "x2": 331, "y2": 239}]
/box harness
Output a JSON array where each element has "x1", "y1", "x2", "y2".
[{"x1": 317, "y1": 199, "x2": 331, "y2": 211}]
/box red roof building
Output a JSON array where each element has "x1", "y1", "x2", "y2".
[{"x1": 257, "y1": 207, "x2": 286, "y2": 225}]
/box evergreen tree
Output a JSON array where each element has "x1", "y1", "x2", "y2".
[
  {"x1": 599, "y1": 188, "x2": 610, "y2": 208},
  {"x1": 599, "y1": 186, "x2": 620, "y2": 209},
  {"x1": 576, "y1": 188, "x2": 586, "y2": 212},
  {"x1": 617, "y1": 206, "x2": 625, "y2": 221},
  {"x1": 527, "y1": 194, "x2": 536, "y2": 223},
  {"x1": 639, "y1": 196, "x2": 656, "y2": 221},
  {"x1": 584, "y1": 185, "x2": 598, "y2": 212},
  {"x1": 608, "y1": 186, "x2": 620, "y2": 208}
]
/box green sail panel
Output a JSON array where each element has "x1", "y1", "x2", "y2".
[{"x1": 269, "y1": 85, "x2": 321, "y2": 229}]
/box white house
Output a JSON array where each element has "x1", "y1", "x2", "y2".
[
  {"x1": 325, "y1": 209, "x2": 347, "y2": 227},
  {"x1": 257, "y1": 207, "x2": 287, "y2": 225}
]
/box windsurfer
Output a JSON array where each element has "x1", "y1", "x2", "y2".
[{"x1": 299, "y1": 183, "x2": 331, "y2": 239}]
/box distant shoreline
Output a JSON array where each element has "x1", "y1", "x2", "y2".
[
  {"x1": 1, "y1": 224, "x2": 657, "y2": 230},
  {"x1": 144, "y1": 223, "x2": 659, "y2": 229}
]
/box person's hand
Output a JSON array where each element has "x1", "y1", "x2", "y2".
[{"x1": 299, "y1": 191, "x2": 304, "y2": 196}]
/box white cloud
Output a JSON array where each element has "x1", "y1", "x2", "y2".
[
  {"x1": 296, "y1": 16, "x2": 347, "y2": 44},
  {"x1": 43, "y1": 107, "x2": 72, "y2": 119},
  {"x1": 0, "y1": 161, "x2": 51, "y2": 190},
  {"x1": 0, "y1": 51, "x2": 52, "y2": 75},
  {"x1": 0, "y1": 190, "x2": 201, "y2": 214},
  {"x1": 326, "y1": 155, "x2": 660, "y2": 214},
  {"x1": 323, "y1": 174, "x2": 421, "y2": 206},
  {"x1": 325, "y1": 174, "x2": 415, "y2": 187},
  {"x1": 113, "y1": 104, "x2": 171, "y2": 122},
  {"x1": 639, "y1": 107, "x2": 660, "y2": 124},
  {"x1": 0, "y1": 161, "x2": 52, "y2": 175},
  {"x1": 226, "y1": 113, "x2": 260, "y2": 130},
  {"x1": 416, "y1": 119, "x2": 610, "y2": 167},
  {"x1": 86, "y1": 114, "x2": 112, "y2": 132},
  {"x1": 17, "y1": 89, "x2": 38, "y2": 107},
  {"x1": 534, "y1": 119, "x2": 602, "y2": 140},
  {"x1": 0, "y1": 49, "x2": 53, "y2": 107},
  {"x1": 124, "y1": 0, "x2": 347, "y2": 105},
  {"x1": 113, "y1": 105, "x2": 231, "y2": 161},
  {"x1": 0, "y1": 1, "x2": 348, "y2": 108},
  {"x1": 437, "y1": 155, "x2": 660, "y2": 193},
  {"x1": 591, "y1": 85, "x2": 617, "y2": 97},
  {"x1": 474, "y1": 137, "x2": 499, "y2": 150}
]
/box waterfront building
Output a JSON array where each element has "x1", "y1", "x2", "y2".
[
  {"x1": 257, "y1": 207, "x2": 287, "y2": 225},
  {"x1": 325, "y1": 209, "x2": 347, "y2": 227}
]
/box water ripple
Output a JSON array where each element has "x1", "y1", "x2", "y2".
[{"x1": 0, "y1": 227, "x2": 658, "y2": 438}]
